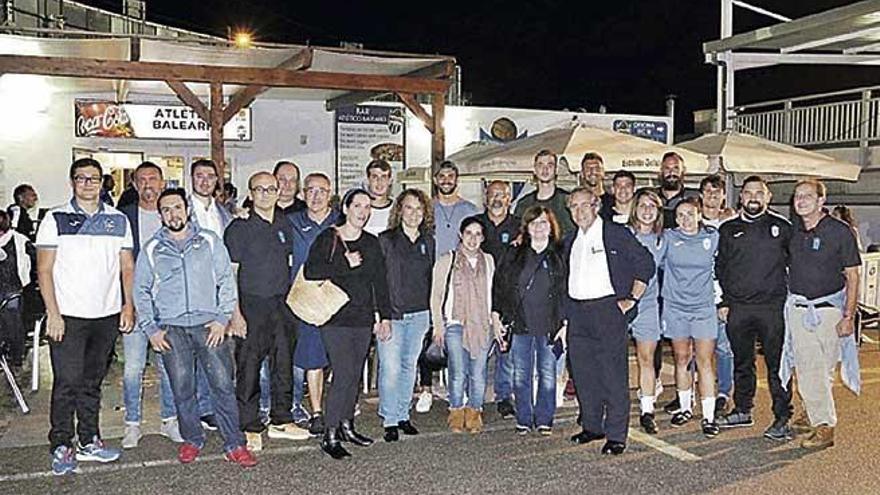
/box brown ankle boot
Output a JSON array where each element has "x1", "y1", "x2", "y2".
[
  {"x1": 447, "y1": 408, "x2": 465, "y2": 433},
  {"x1": 801, "y1": 425, "x2": 834, "y2": 450},
  {"x1": 464, "y1": 407, "x2": 483, "y2": 434},
  {"x1": 791, "y1": 410, "x2": 812, "y2": 436}
]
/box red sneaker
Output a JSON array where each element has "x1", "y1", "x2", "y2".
[
  {"x1": 178, "y1": 443, "x2": 200, "y2": 464},
  {"x1": 225, "y1": 446, "x2": 258, "y2": 468}
]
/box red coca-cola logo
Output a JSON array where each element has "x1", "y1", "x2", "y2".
[{"x1": 75, "y1": 102, "x2": 134, "y2": 138}]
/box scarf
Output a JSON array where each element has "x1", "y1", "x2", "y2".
[{"x1": 451, "y1": 247, "x2": 491, "y2": 355}]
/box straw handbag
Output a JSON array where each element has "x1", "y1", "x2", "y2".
[{"x1": 287, "y1": 264, "x2": 349, "y2": 326}]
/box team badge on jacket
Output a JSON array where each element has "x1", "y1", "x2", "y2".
[{"x1": 771, "y1": 225, "x2": 779, "y2": 238}]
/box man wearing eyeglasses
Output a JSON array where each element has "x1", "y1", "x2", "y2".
[
  {"x1": 36, "y1": 158, "x2": 135, "y2": 475},
  {"x1": 224, "y1": 171, "x2": 310, "y2": 451},
  {"x1": 287, "y1": 173, "x2": 339, "y2": 436}
]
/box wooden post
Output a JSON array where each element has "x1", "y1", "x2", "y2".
[
  {"x1": 431, "y1": 93, "x2": 445, "y2": 175},
  {"x1": 209, "y1": 82, "x2": 225, "y2": 184}
]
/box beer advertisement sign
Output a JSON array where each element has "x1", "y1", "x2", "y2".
[{"x1": 74, "y1": 100, "x2": 252, "y2": 141}]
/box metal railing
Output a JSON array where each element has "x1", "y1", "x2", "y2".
[{"x1": 732, "y1": 85, "x2": 880, "y2": 147}]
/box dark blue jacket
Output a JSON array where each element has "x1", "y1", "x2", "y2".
[{"x1": 562, "y1": 219, "x2": 655, "y2": 314}]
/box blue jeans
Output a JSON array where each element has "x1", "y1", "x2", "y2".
[
  {"x1": 123, "y1": 330, "x2": 214, "y2": 422},
  {"x1": 378, "y1": 311, "x2": 429, "y2": 426},
  {"x1": 511, "y1": 334, "x2": 557, "y2": 428},
  {"x1": 493, "y1": 348, "x2": 513, "y2": 402},
  {"x1": 161, "y1": 325, "x2": 245, "y2": 453},
  {"x1": 445, "y1": 324, "x2": 490, "y2": 410},
  {"x1": 716, "y1": 321, "x2": 734, "y2": 397},
  {"x1": 259, "y1": 362, "x2": 306, "y2": 413}
]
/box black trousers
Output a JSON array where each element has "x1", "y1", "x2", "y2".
[
  {"x1": 48, "y1": 314, "x2": 118, "y2": 451},
  {"x1": 568, "y1": 297, "x2": 630, "y2": 444},
  {"x1": 321, "y1": 325, "x2": 372, "y2": 430},
  {"x1": 727, "y1": 303, "x2": 792, "y2": 420},
  {"x1": 235, "y1": 294, "x2": 295, "y2": 432},
  {"x1": 0, "y1": 296, "x2": 25, "y2": 367}
]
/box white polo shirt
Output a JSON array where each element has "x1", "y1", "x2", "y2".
[
  {"x1": 569, "y1": 217, "x2": 615, "y2": 300},
  {"x1": 35, "y1": 199, "x2": 133, "y2": 319}
]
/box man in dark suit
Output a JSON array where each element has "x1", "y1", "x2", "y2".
[{"x1": 563, "y1": 187, "x2": 654, "y2": 455}]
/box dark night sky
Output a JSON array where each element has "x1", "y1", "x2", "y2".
[{"x1": 82, "y1": 0, "x2": 880, "y2": 137}]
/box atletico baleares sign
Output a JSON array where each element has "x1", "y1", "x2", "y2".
[{"x1": 74, "y1": 100, "x2": 252, "y2": 141}]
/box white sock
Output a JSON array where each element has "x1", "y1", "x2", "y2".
[
  {"x1": 678, "y1": 389, "x2": 693, "y2": 413},
  {"x1": 702, "y1": 396, "x2": 717, "y2": 423},
  {"x1": 640, "y1": 394, "x2": 655, "y2": 414}
]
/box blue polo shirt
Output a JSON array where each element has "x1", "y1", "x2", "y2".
[
  {"x1": 35, "y1": 199, "x2": 133, "y2": 319},
  {"x1": 288, "y1": 208, "x2": 340, "y2": 279}
]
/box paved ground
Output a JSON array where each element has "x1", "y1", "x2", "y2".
[{"x1": 1, "y1": 332, "x2": 879, "y2": 494}]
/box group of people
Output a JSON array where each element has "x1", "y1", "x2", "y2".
[{"x1": 1, "y1": 144, "x2": 862, "y2": 475}]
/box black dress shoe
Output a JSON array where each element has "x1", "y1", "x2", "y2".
[
  {"x1": 570, "y1": 430, "x2": 606, "y2": 445},
  {"x1": 321, "y1": 429, "x2": 351, "y2": 460},
  {"x1": 640, "y1": 413, "x2": 659, "y2": 435},
  {"x1": 384, "y1": 426, "x2": 399, "y2": 442},
  {"x1": 339, "y1": 420, "x2": 374, "y2": 447},
  {"x1": 397, "y1": 420, "x2": 419, "y2": 436},
  {"x1": 601, "y1": 441, "x2": 626, "y2": 455}
]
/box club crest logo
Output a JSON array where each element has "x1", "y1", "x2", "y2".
[
  {"x1": 771, "y1": 225, "x2": 779, "y2": 238},
  {"x1": 703, "y1": 238, "x2": 711, "y2": 250}
]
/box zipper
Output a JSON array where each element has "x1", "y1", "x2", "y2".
[{"x1": 180, "y1": 245, "x2": 190, "y2": 317}]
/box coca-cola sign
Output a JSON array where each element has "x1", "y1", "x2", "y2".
[
  {"x1": 73, "y1": 100, "x2": 252, "y2": 141},
  {"x1": 75, "y1": 102, "x2": 134, "y2": 138}
]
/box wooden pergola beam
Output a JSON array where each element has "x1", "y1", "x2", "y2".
[
  {"x1": 326, "y1": 60, "x2": 455, "y2": 111},
  {"x1": 165, "y1": 80, "x2": 210, "y2": 122},
  {"x1": 395, "y1": 92, "x2": 434, "y2": 133},
  {"x1": 210, "y1": 82, "x2": 225, "y2": 184},
  {"x1": 0, "y1": 54, "x2": 451, "y2": 94},
  {"x1": 222, "y1": 48, "x2": 314, "y2": 123}
]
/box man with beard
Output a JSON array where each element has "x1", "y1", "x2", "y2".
[
  {"x1": 650, "y1": 152, "x2": 700, "y2": 228},
  {"x1": 715, "y1": 176, "x2": 794, "y2": 441},
  {"x1": 474, "y1": 180, "x2": 519, "y2": 419},
  {"x1": 119, "y1": 163, "x2": 189, "y2": 448},
  {"x1": 134, "y1": 188, "x2": 257, "y2": 467},
  {"x1": 604, "y1": 170, "x2": 636, "y2": 224},
  {"x1": 580, "y1": 152, "x2": 615, "y2": 219},
  {"x1": 516, "y1": 150, "x2": 574, "y2": 235},
  {"x1": 274, "y1": 161, "x2": 307, "y2": 215},
  {"x1": 433, "y1": 161, "x2": 480, "y2": 257},
  {"x1": 364, "y1": 159, "x2": 394, "y2": 235}
]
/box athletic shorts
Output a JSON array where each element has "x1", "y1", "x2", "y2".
[
  {"x1": 661, "y1": 304, "x2": 717, "y2": 341},
  {"x1": 630, "y1": 299, "x2": 660, "y2": 342}
]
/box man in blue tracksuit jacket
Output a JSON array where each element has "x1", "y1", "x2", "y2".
[{"x1": 133, "y1": 188, "x2": 256, "y2": 467}]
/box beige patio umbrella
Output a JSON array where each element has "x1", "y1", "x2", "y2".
[
  {"x1": 449, "y1": 124, "x2": 710, "y2": 178},
  {"x1": 677, "y1": 130, "x2": 862, "y2": 181}
]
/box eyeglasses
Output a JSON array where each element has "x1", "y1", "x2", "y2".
[
  {"x1": 73, "y1": 175, "x2": 101, "y2": 186},
  {"x1": 250, "y1": 186, "x2": 279, "y2": 195}
]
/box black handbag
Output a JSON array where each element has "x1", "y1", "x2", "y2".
[{"x1": 422, "y1": 337, "x2": 447, "y2": 368}]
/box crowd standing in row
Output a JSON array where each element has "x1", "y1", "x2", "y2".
[{"x1": 0, "y1": 147, "x2": 862, "y2": 475}]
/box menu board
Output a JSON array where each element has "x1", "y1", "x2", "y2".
[{"x1": 335, "y1": 104, "x2": 406, "y2": 193}]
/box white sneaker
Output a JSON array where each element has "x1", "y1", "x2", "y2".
[
  {"x1": 159, "y1": 418, "x2": 184, "y2": 443},
  {"x1": 266, "y1": 423, "x2": 311, "y2": 441},
  {"x1": 415, "y1": 391, "x2": 433, "y2": 413},
  {"x1": 121, "y1": 424, "x2": 142, "y2": 449},
  {"x1": 246, "y1": 431, "x2": 263, "y2": 452}
]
